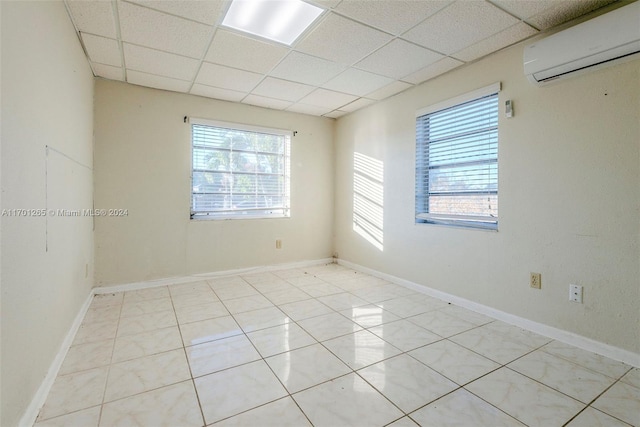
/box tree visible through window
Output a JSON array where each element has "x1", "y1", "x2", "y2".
[
  {"x1": 191, "y1": 119, "x2": 290, "y2": 219},
  {"x1": 415, "y1": 86, "x2": 499, "y2": 230}
]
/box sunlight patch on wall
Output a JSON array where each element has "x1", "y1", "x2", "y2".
[{"x1": 353, "y1": 152, "x2": 384, "y2": 251}]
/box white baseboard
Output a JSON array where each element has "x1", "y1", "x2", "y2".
[
  {"x1": 93, "y1": 258, "x2": 334, "y2": 295},
  {"x1": 19, "y1": 291, "x2": 94, "y2": 427},
  {"x1": 338, "y1": 259, "x2": 640, "y2": 368}
]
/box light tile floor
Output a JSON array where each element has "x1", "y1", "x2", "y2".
[{"x1": 35, "y1": 264, "x2": 639, "y2": 427}]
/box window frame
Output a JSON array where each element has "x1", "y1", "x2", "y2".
[
  {"x1": 189, "y1": 117, "x2": 291, "y2": 221},
  {"x1": 415, "y1": 82, "x2": 501, "y2": 231}
]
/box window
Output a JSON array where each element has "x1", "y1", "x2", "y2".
[
  {"x1": 415, "y1": 83, "x2": 500, "y2": 230},
  {"x1": 190, "y1": 118, "x2": 290, "y2": 219}
]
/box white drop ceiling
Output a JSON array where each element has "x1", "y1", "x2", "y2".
[{"x1": 65, "y1": 0, "x2": 616, "y2": 118}]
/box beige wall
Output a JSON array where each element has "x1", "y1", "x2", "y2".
[
  {"x1": 334, "y1": 45, "x2": 640, "y2": 353},
  {"x1": 0, "y1": 2, "x2": 95, "y2": 425},
  {"x1": 94, "y1": 80, "x2": 334, "y2": 285}
]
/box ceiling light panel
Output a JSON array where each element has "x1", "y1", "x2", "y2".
[{"x1": 222, "y1": 0, "x2": 324, "y2": 46}]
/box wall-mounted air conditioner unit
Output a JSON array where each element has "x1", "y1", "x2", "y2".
[{"x1": 524, "y1": 1, "x2": 640, "y2": 86}]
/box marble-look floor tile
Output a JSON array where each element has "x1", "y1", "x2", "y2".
[
  {"x1": 100, "y1": 381, "x2": 203, "y2": 427},
  {"x1": 246, "y1": 322, "x2": 316, "y2": 358},
  {"x1": 73, "y1": 318, "x2": 118, "y2": 345},
  {"x1": 293, "y1": 373, "x2": 403, "y2": 427},
  {"x1": 263, "y1": 288, "x2": 312, "y2": 305},
  {"x1": 207, "y1": 276, "x2": 247, "y2": 289},
  {"x1": 59, "y1": 339, "x2": 114, "y2": 375},
  {"x1": 241, "y1": 272, "x2": 281, "y2": 285},
  {"x1": 38, "y1": 367, "x2": 108, "y2": 421},
  {"x1": 297, "y1": 312, "x2": 362, "y2": 341},
  {"x1": 174, "y1": 301, "x2": 229, "y2": 325},
  {"x1": 449, "y1": 327, "x2": 536, "y2": 365},
  {"x1": 410, "y1": 388, "x2": 525, "y2": 427},
  {"x1": 592, "y1": 381, "x2": 640, "y2": 426},
  {"x1": 278, "y1": 299, "x2": 334, "y2": 321},
  {"x1": 266, "y1": 343, "x2": 351, "y2": 393},
  {"x1": 91, "y1": 292, "x2": 123, "y2": 308},
  {"x1": 112, "y1": 326, "x2": 183, "y2": 363},
  {"x1": 123, "y1": 287, "x2": 170, "y2": 303},
  {"x1": 409, "y1": 339, "x2": 500, "y2": 385},
  {"x1": 339, "y1": 304, "x2": 401, "y2": 328},
  {"x1": 213, "y1": 397, "x2": 312, "y2": 427},
  {"x1": 179, "y1": 315, "x2": 242, "y2": 347},
  {"x1": 541, "y1": 340, "x2": 631, "y2": 379},
  {"x1": 168, "y1": 280, "x2": 211, "y2": 296},
  {"x1": 358, "y1": 354, "x2": 458, "y2": 412},
  {"x1": 297, "y1": 282, "x2": 344, "y2": 298},
  {"x1": 251, "y1": 280, "x2": 297, "y2": 294},
  {"x1": 438, "y1": 305, "x2": 494, "y2": 326},
  {"x1": 508, "y1": 350, "x2": 616, "y2": 403},
  {"x1": 481, "y1": 322, "x2": 551, "y2": 348},
  {"x1": 186, "y1": 334, "x2": 261, "y2": 377},
  {"x1": 171, "y1": 290, "x2": 219, "y2": 309},
  {"x1": 316, "y1": 292, "x2": 368, "y2": 311},
  {"x1": 387, "y1": 417, "x2": 419, "y2": 427},
  {"x1": 566, "y1": 407, "x2": 632, "y2": 427},
  {"x1": 323, "y1": 330, "x2": 402, "y2": 370},
  {"x1": 116, "y1": 310, "x2": 177, "y2": 337},
  {"x1": 120, "y1": 297, "x2": 173, "y2": 318},
  {"x1": 351, "y1": 285, "x2": 410, "y2": 304},
  {"x1": 233, "y1": 306, "x2": 290, "y2": 333},
  {"x1": 284, "y1": 274, "x2": 325, "y2": 287},
  {"x1": 369, "y1": 319, "x2": 441, "y2": 352},
  {"x1": 104, "y1": 349, "x2": 191, "y2": 402},
  {"x1": 195, "y1": 360, "x2": 287, "y2": 425},
  {"x1": 83, "y1": 304, "x2": 121, "y2": 323},
  {"x1": 375, "y1": 295, "x2": 443, "y2": 318},
  {"x1": 620, "y1": 368, "x2": 640, "y2": 389},
  {"x1": 34, "y1": 406, "x2": 101, "y2": 427},
  {"x1": 214, "y1": 284, "x2": 259, "y2": 301},
  {"x1": 466, "y1": 368, "x2": 584, "y2": 426},
  {"x1": 223, "y1": 294, "x2": 274, "y2": 314},
  {"x1": 407, "y1": 310, "x2": 476, "y2": 338}
]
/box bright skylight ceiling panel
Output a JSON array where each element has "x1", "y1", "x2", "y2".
[{"x1": 222, "y1": 0, "x2": 324, "y2": 46}]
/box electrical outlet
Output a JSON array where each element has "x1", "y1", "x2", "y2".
[
  {"x1": 569, "y1": 284, "x2": 583, "y2": 303},
  {"x1": 530, "y1": 272, "x2": 542, "y2": 289}
]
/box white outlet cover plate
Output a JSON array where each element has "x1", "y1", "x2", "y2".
[{"x1": 569, "y1": 284, "x2": 583, "y2": 303}]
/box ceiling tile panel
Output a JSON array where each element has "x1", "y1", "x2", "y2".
[
  {"x1": 366, "y1": 81, "x2": 413, "y2": 100},
  {"x1": 251, "y1": 77, "x2": 315, "y2": 102},
  {"x1": 402, "y1": 57, "x2": 463, "y2": 84},
  {"x1": 127, "y1": 70, "x2": 192, "y2": 92},
  {"x1": 128, "y1": 0, "x2": 227, "y2": 25},
  {"x1": 242, "y1": 95, "x2": 293, "y2": 110},
  {"x1": 403, "y1": 1, "x2": 519, "y2": 55},
  {"x1": 323, "y1": 68, "x2": 393, "y2": 96},
  {"x1": 286, "y1": 103, "x2": 333, "y2": 116},
  {"x1": 66, "y1": 0, "x2": 117, "y2": 38},
  {"x1": 490, "y1": 0, "x2": 558, "y2": 20},
  {"x1": 296, "y1": 13, "x2": 392, "y2": 65},
  {"x1": 80, "y1": 33, "x2": 121, "y2": 67},
  {"x1": 526, "y1": 0, "x2": 614, "y2": 30},
  {"x1": 190, "y1": 84, "x2": 247, "y2": 102},
  {"x1": 340, "y1": 97, "x2": 375, "y2": 112},
  {"x1": 92, "y1": 63, "x2": 124, "y2": 81},
  {"x1": 196, "y1": 62, "x2": 264, "y2": 92},
  {"x1": 452, "y1": 22, "x2": 538, "y2": 62},
  {"x1": 335, "y1": 0, "x2": 452, "y2": 35},
  {"x1": 270, "y1": 51, "x2": 346, "y2": 86},
  {"x1": 355, "y1": 39, "x2": 443, "y2": 79},
  {"x1": 299, "y1": 88, "x2": 358, "y2": 109},
  {"x1": 117, "y1": 1, "x2": 213, "y2": 59},
  {"x1": 324, "y1": 110, "x2": 348, "y2": 118},
  {"x1": 205, "y1": 29, "x2": 289, "y2": 74},
  {"x1": 124, "y1": 43, "x2": 200, "y2": 81}
]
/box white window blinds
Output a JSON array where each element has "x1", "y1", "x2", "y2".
[
  {"x1": 191, "y1": 119, "x2": 291, "y2": 219},
  {"x1": 415, "y1": 87, "x2": 499, "y2": 230}
]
